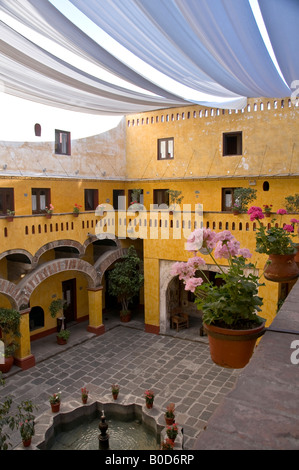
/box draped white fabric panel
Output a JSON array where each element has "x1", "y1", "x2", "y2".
[
  {"x1": 258, "y1": 0, "x2": 299, "y2": 89},
  {"x1": 69, "y1": 0, "x2": 290, "y2": 97},
  {"x1": 0, "y1": 0, "x2": 295, "y2": 114},
  {"x1": 0, "y1": 0, "x2": 188, "y2": 114}
]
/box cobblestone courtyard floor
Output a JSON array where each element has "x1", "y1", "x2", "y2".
[{"x1": 2, "y1": 319, "x2": 240, "y2": 450}]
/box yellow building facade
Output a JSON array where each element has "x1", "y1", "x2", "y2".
[{"x1": 0, "y1": 97, "x2": 298, "y2": 369}]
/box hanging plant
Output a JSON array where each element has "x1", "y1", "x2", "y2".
[{"x1": 49, "y1": 299, "x2": 66, "y2": 318}]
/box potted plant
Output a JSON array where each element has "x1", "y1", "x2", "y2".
[
  {"x1": 0, "y1": 308, "x2": 21, "y2": 373},
  {"x1": 171, "y1": 228, "x2": 266, "y2": 369},
  {"x1": 248, "y1": 206, "x2": 299, "y2": 282},
  {"x1": 81, "y1": 387, "x2": 89, "y2": 404},
  {"x1": 108, "y1": 246, "x2": 144, "y2": 322},
  {"x1": 49, "y1": 298, "x2": 67, "y2": 331},
  {"x1": 144, "y1": 389, "x2": 154, "y2": 409},
  {"x1": 111, "y1": 384, "x2": 119, "y2": 400},
  {"x1": 165, "y1": 403, "x2": 175, "y2": 425},
  {"x1": 166, "y1": 190, "x2": 184, "y2": 213},
  {"x1": 166, "y1": 423, "x2": 178, "y2": 442},
  {"x1": 160, "y1": 438, "x2": 175, "y2": 450},
  {"x1": 19, "y1": 420, "x2": 35, "y2": 447},
  {"x1": 233, "y1": 187, "x2": 257, "y2": 214},
  {"x1": 232, "y1": 201, "x2": 241, "y2": 215},
  {"x1": 73, "y1": 203, "x2": 82, "y2": 216},
  {"x1": 285, "y1": 194, "x2": 299, "y2": 213},
  {"x1": 128, "y1": 189, "x2": 143, "y2": 211},
  {"x1": 0, "y1": 343, "x2": 18, "y2": 373},
  {"x1": 263, "y1": 204, "x2": 272, "y2": 217},
  {"x1": 17, "y1": 399, "x2": 37, "y2": 448},
  {"x1": 5, "y1": 209, "x2": 15, "y2": 222},
  {"x1": 291, "y1": 218, "x2": 299, "y2": 264},
  {"x1": 44, "y1": 204, "x2": 54, "y2": 219},
  {"x1": 56, "y1": 329, "x2": 70, "y2": 345},
  {"x1": 49, "y1": 391, "x2": 61, "y2": 412}
]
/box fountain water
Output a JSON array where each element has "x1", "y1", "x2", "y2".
[{"x1": 40, "y1": 402, "x2": 163, "y2": 450}]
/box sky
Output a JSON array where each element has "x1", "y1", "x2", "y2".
[{"x1": 0, "y1": 0, "x2": 282, "y2": 142}]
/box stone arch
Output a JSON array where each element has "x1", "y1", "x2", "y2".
[
  {"x1": 96, "y1": 247, "x2": 128, "y2": 283},
  {"x1": 82, "y1": 235, "x2": 121, "y2": 253},
  {"x1": 0, "y1": 249, "x2": 33, "y2": 264},
  {"x1": 32, "y1": 240, "x2": 84, "y2": 268},
  {"x1": 159, "y1": 261, "x2": 224, "y2": 334},
  {"x1": 160, "y1": 260, "x2": 177, "y2": 334},
  {"x1": 0, "y1": 279, "x2": 20, "y2": 309},
  {"x1": 15, "y1": 258, "x2": 100, "y2": 308}
]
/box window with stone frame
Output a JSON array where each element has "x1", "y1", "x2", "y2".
[{"x1": 157, "y1": 138, "x2": 174, "y2": 160}]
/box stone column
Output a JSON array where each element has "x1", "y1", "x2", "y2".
[
  {"x1": 87, "y1": 287, "x2": 105, "y2": 335},
  {"x1": 14, "y1": 308, "x2": 35, "y2": 370}
]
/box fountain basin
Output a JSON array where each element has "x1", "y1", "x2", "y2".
[{"x1": 36, "y1": 401, "x2": 165, "y2": 450}]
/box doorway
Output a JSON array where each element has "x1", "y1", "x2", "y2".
[
  {"x1": 113, "y1": 189, "x2": 125, "y2": 210},
  {"x1": 62, "y1": 278, "x2": 77, "y2": 324}
]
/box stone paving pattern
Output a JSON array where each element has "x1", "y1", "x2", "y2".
[{"x1": 2, "y1": 320, "x2": 240, "y2": 450}]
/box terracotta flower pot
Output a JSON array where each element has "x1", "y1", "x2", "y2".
[
  {"x1": 264, "y1": 253, "x2": 299, "y2": 282},
  {"x1": 57, "y1": 336, "x2": 67, "y2": 345},
  {"x1": 165, "y1": 416, "x2": 175, "y2": 425},
  {"x1": 120, "y1": 310, "x2": 131, "y2": 322},
  {"x1": 22, "y1": 438, "x2": 32, "y2": 447},
  {"x1": 112, "y1": 392, "x2": 118, "y2": 400},
  {"x1": 51, "y1": 402, "x2": 60, "y2": 413},
  {"x1": 146, "y1": 401, "x2": 153, "y2": 409},
  {"x1": 82, "y1": 397, "x2": 88, "y2": 404},
  {"x1": 0, "y1": 355, "x2": 14, "y2": 373},
  {"x1": 204, "y1": 322, "x2": 266, "y2": 369}
]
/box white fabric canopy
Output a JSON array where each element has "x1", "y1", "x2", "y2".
[
  {"x1": 258, "y1": 0, "x2": 299, "y2": 89},
  {"x1": 0, "y1": 0, "x2": 295, "y2": 114}
]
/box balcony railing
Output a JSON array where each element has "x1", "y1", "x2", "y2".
[{"x1": 0, "y1": 210, "x2": 293, "y2": 264}]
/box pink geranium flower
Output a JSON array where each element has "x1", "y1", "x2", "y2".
[
  {"x1": 185, "y1": 277, "x2": 204, "y2": 292},
  {"x1": 186, "y1": 228, "x2": 203, "y2": 252},
  {"x1": 283, "y1": 224, "x2": 294, "y2": 233},
  {"x1": 187, "y1": 256, "x2": 206, "y2": 270},
  {"x1": 277, "y1": 208, "x2": 287, "y2": 215},
  {"x1": 247, "y1": 206, "x2": 264, "y2": 221}
]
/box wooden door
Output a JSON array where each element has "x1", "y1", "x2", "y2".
[{"x1": 62, "y1": 278, "x2": 77, "y2": 324}]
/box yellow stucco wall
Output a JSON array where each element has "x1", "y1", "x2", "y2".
[
  {"x1": 0, "y1": 98, "x2": 298, "y2": 357},
  {"x1": 125, "y1": 98, "x2": 299, "y2": 328},
  {"x1": 125, "y1": 98, "x2": 299, "y2": 180}
]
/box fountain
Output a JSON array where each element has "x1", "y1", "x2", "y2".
[{"x1": 37, "y1": 401, "x2": 164, "y2": 450}]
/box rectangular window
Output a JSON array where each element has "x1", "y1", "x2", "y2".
[
  {"x1": 153, "y1": 189, "x2": 169, "y2": 207},
  {"x1": 222, "y1": 187, "x2": 241, "y2": 211},
  {"x1": 223, "y1": 132, "x2": 242, "y2": 156},
  {"x1": 113, "y1": 189, "x2": 125, "y2": 210},
  {"x1": 32, "y1": 188, "x2": 51, "y2": 214},
  {"x1": 158, "y1": 138, "x2": 174, "y2": 160},
  {"x1": 128, "y1": 189, "x2": 144, "y2": 206},
  {"x1": 55, "y1": 129, "x2": 71, "y2": 155},
  {"x1": 0, "y1": 188, "x2": 14, "y2": 214},
  {"x1": 84, "y1": 189, "x2": 98, "y2": 211}
]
